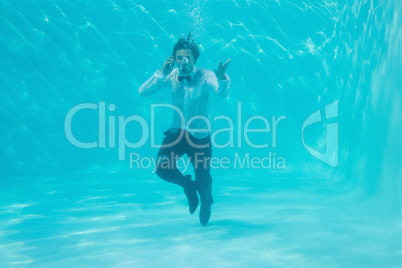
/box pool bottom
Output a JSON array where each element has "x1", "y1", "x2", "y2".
[{"x1": 0, "y1": 170, "x2": 400, "y2": 267}]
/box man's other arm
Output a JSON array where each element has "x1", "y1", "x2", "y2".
[
  {"x1": 206, "y1": 71, "x2": 230, "y2": 98},
  {"x1": 139, "y1": 70, "x2": 170, "y2": 97}
]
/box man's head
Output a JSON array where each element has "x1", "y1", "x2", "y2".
[{"x1": 173, "y1": 33, "x2": 200, "y2": 75}]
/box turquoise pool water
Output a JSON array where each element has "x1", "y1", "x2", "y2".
[{"x1": 1, "y1": 0, "x2": 401, "y2": 267}]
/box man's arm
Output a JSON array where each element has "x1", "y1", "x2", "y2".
[
  {"x1": 139, "y1": 55, "x2": 175, "y2": 97},
  {"x1": 207, "y1": 59, "x2": 231, "y2": 98},
  {"x1": 139, "y1": 70, "x2": 170, "y2": 97},
  {"x1": 206, "y1": 72, "x2": 230, "y2": 98}
]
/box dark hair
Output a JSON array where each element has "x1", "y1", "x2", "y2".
[{"x1": 172, "y1": 33, "x2": 200, "y2": 63}]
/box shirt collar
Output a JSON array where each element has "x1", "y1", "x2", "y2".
[
  {"x1": 178, "y1": 66, "x2": 197, "y2": 79},
  {"x1": 188, "y1": 66, "x2": 197, "y2": 79}
]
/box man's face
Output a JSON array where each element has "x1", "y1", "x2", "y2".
[{"x1": 175, "y1": 49, "x2": 195, "y2": 75}]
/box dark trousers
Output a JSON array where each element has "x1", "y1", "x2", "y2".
[{"x1": 155, "y1": 128, "x2": 212, "y2": 195}]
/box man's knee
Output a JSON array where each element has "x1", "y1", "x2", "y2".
[{"x1": 155, "y1": 154, "x2": 172, "y2": 179}]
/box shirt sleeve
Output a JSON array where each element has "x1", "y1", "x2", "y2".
[
  {"x1": 139, "y1": 70, "x2": 171, "y2": 97},
  {"x1": 206, "y1": 71, "x2": 230, "y2": 98}
]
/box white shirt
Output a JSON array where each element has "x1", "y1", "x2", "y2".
[{"x1": 139, "y1": 66, "x2": 230, "y2": 139}]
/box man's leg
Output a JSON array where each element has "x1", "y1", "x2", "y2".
[
  {"x1": 188, "y1": 135, "x2": 213, "y2": 225},
  {"x1": 155, "y1": 131, "x2": 185, "y2": 186},
  {"x1": 155, "y1": 129, "x2": 199, "y2": 214}
]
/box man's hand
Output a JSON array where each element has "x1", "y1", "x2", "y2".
[
  {"x1": 214, "y1": 59, "x2": 231, "y2": 80},
  {"x1": 161, "y1": 54, "x2": 175, "y2": 76}
]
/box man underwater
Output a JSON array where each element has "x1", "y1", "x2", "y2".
[{"x1": 139, "y1": 33, "x2": 230, "y2": 225}]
